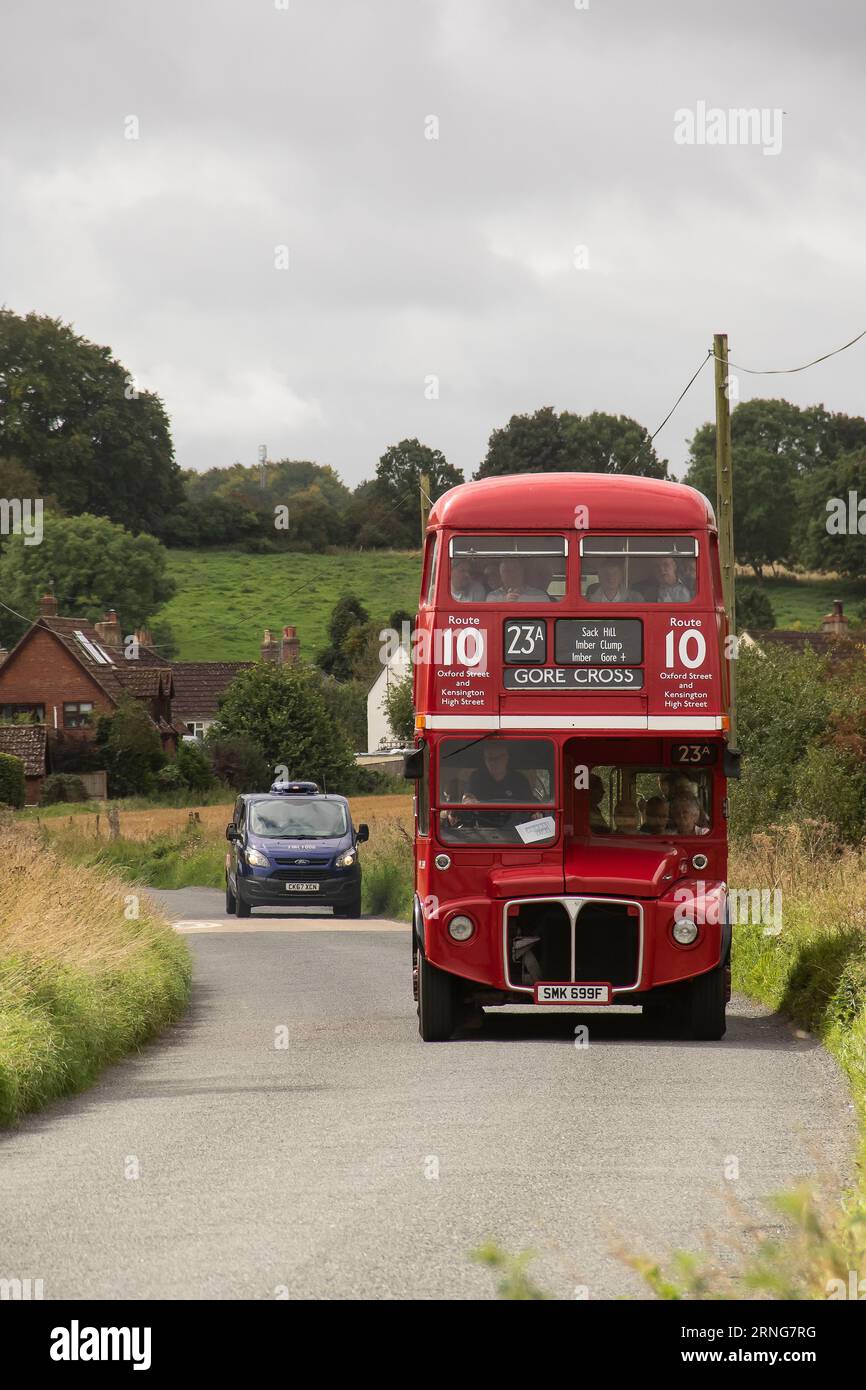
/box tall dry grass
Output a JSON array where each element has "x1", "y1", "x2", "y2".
[
  {"x1": 36, "y1": 794, "x2": 413, "y2": 843},
  {"x1": 0, "y1": 815, "x2": 191, "y2": 1124}
]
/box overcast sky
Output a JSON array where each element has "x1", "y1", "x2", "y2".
[{"x1": 2, "y1": 0, "x2": 864, "y2": 485}]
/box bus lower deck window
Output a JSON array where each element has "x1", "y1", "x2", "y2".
[
  {"x1": 586, "y1": 766, "x2": 712, "y2": 837},
  {"x1": 438, "y1": 737, "x2": 557, "y2": 844}
]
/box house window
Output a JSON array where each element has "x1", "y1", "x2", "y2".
[
  {"x1": 1, "y1": 703, "x2": 45, "y2": 723},
  {"x1": 64, "y1": 702, "x2": 94, "y2": 729},
  {"x1": 188, "y1": 721, "x2": 206, "y2": 740}
]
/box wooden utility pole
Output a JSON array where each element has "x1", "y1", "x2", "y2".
[
  {"x1": 419, "y1": 472, "x2": 431, "y2": 544},
  {"x1": 713, "y1": 333, "x2": 737, "y2": 753}
]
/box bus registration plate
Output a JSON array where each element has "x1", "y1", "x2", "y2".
[{"x1": 534, "y1": 983, "x2": 611, "y2": 1004}]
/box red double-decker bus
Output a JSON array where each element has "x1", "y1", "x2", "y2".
[{"x1": 405, "y1": 472, "x2": 736, "y2": 1041}]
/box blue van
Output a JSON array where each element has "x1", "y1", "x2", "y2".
[{"x1": 225, "y1": 784, "x2": 369, "y2": 918}]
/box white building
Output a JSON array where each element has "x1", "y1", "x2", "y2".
[{"x1": 366, "y1": 644, "x2": 412, "y2": 753}]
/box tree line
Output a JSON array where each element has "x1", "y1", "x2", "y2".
[{"x1": 2, "y1": 309, "x2": 866, "y2": 648}]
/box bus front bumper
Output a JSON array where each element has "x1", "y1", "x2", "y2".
[{"x1": 420, "y1": 885, "x2": 729, "y2": 1000}]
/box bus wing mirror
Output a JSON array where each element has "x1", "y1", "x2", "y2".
[
  {"x1": 403, "y1": 748, "x2": 424, "y2": 780},
  {"x1": 723, "y1": 748, "x2": 741, "y2": 779}
]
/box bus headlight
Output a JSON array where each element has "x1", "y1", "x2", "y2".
[
  {"x1": 448, "y1": 914, "x2": 475, "y2": 942},
  {"x1": 672, "y1": 918, "x2": 699, "y2": 946}
]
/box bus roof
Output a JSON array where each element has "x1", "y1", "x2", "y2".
[{"x1": 428, "y1": 473, "x2": 715, "y2": 532}]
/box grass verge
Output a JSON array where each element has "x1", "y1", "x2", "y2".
[
  {"x1": 628, "y1": 823, "x2": 866, "y2": 1299},
  {"x1": 0, "y1": 816, "x2": 191, "y2": 1125}
]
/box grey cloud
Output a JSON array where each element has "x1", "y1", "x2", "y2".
[{"x1": 1, "y1": 0, "x2": 864, "y2": 484}]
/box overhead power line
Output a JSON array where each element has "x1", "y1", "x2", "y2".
[{"x1": 713, "y1": 327, "x2": 866, "y2": 376}]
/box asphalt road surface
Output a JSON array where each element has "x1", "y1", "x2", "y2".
[{"x1": 1, "y1": 888, "x2": 857, "y2": 1300}]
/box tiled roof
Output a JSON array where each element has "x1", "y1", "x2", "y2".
[
  {"x1": 170, "y1": 662, "x2": 253, "y2": 718},
  {"x1": 744, "y1": 630, "x2": 866, "y2": 663},
  {"x1": 31, "y1": 619, "x2": 175, "y2": 704},
  {"x1": 119, "y1": 667, "x2": 174, "y2": 699},
  {"x1": 0, "y1": 724, "x2": 47, "y2": 777}
]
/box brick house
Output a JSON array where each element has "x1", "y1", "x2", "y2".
[
  {"x1": 0, "y1": 600, "x2": 304, "y2": 799},
  {"x1": 0, "y1": 595, "x2": 187, "y2": 799}
]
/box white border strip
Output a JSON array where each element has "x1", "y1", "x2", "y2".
[{"x1": 424, "y1": 714, "x2": 725, "y2": 731}]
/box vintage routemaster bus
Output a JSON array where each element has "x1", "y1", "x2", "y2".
[{"x1": 404, "y1": 472, "x2": 737, "y2": 1042}]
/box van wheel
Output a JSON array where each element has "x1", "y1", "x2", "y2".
[
  {"x1": 417, "y1": 953, "x2": 458, "y2": 1041},
  {"x1": 225, "y1": 877, "x2": 237, "y2": 915},
  {"x1": 682, "y1": 965, "x2": 727, "y2": 1040},
  {"x1": 340, "y1": 889, "x2": 362, "y2": 920}
]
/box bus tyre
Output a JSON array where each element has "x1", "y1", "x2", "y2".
[
  {"x1": 682, "y1": 964, "x2": 727, "y2": 1041},
  {"x1": 225, "y1": 877, "x2": 237, "y2": 915},
  {"x1": 417, "y1": 953, "x2": 458, "y2": 1041}
]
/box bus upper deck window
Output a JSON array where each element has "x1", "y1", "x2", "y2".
[
  {"x1": 449, "y1": 535, "x2": 566, "y2": 603},
  {"x1": 580, "y1": 536, "x2": 698, "y2": 603}
]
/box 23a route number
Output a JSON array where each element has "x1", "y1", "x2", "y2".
[{"x1": 504, "y1": 620, "x2": 546, "y2": 664}]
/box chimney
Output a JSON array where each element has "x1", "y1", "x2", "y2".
[
  {"x1": 261, "y1": 628, "x2": 280, "y2": 663},
  {"x1": 280, "y1": 625, "x2": 300, "y2": 665},
  {"x1": 39, "y1": 593, "x2": 58, "y2": 617},
  {"x1": 821, "y1": 599, "x2": 849, "y2": 639},
  {"x1": 135, "y1": 627, "x2": 153, "y2": 649},
  {"x1": 95, "y1": 609, "x2": 122, "y2": 649}
]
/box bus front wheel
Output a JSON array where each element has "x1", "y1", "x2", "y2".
[
  {"x1": 417, "y1": 953, "x2": 458, "y2": 1041},
  {"x1": 681, "y1": 964, "x2": 727, "y2": 1041}
]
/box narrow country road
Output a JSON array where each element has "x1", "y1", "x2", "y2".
[{"x1": 0, "y1": 889, "x2": 856, "y2": 1300}]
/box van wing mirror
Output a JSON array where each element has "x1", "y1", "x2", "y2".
[
  {"x1": 356, "y1": 823, "x2": 369, "y2": 843},
  {"x1": 225, "y1": 823, "x2": 238, "y2": 841},
  {"x1": 403, "y1": 747, "x2": 424, "y2": 780}
]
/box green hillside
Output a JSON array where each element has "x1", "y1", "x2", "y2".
[
  {"x1": 154, "y1": 550, "x2": 866, "y2": 662},
  {"x1": 157, "y1": 549, "x2": 422, "y2": 661}
]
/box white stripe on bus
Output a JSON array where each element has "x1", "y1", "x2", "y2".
[{"x1": 423, "y1": 715, "x2": 725, "y2": 731}]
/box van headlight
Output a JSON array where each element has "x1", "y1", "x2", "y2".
[
  {"x1": 672, "y1": 918, "x2": 699, "y2": 945},
  {"x1": 335, "y1": 849, "x2": 357, "y2": 869},
  {"x1": 245, "y1": 848, "x2": 269, "y2": 868}
]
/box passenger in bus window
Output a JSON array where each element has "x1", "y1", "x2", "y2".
[
  {"x1": 669, "y1": 793, "x2": 710, "y2": 836},
  {"x1": 451, "y1": 556, "x2": 486, "y2": 602},
  {"x1": 585, "y1": 558, "x2": 642, "y2": 603},
  {"x1": 482, "y1": 561, "x2": 501, "y2": 593},
  {"x1": 640, "y1": 796, "x2": 669, "y2": 834},
  {"x1": 485, "y1": 557, "x2": 552, "y2": 602},
  {"x1": 588, "y1": 773, "x2": 610, "y2": 834},
  {"x1": 640, "y1": 556, "x2": 691, "y2": 603}
]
